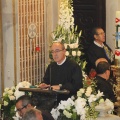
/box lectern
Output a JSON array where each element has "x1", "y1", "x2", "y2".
[{"x1": 19, "y1": 88, "x2": 70, "y2": 112}]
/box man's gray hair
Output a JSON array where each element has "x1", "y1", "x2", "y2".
[{"x1": 22, "y1": 108, "x2": 43, "y2": 120}]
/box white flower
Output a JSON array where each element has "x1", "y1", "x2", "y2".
[
  {"x1": 51, "y1": 108, "x2": 60, "y2": 120},
  {"x1": 80, "y1": 109, "x2": 86, "y2": 120},
  {"x1": 4, "y1": 88, "x2": 9, "y2": 92},
  {"x1": 14, "y1": 81, "x2": 31, "y2": 99},
  {"x1": 96, "y1": 90, "x2": 104, "y2": 99},
  {"x1": 4, "y1": 101, "x2": 8, "y2": 106},
  {"x1": 64, "y1": 43, "x2": 68, "y2": 49},
  {"x1": 73, "y1": 43, "x2": 79, "y2": 48},
  {"x1": 21, "y1": 81, "x2": 31, "y2": 88},
  {"x1": 7, "y1": 89, "x2": 14, "y2": 95},
  {"x1": 75, "y1": 97, "x2": 86, "y2": 115},
  {"x1": 69, "y1": 44, "x2": 74, "y2": 49},
  {"x1": 77, "y1": 51, "x2": 81, "y2": 56},
  {"x1": 88, "y1": 94, "x2": 97, "y2": 103},
  {"x1": 85, "y1": 86, "x2": 92, "y2": 97},
  {"x1": 71, "y1": 96, "x2": 75, "y2": 100},
  {"x1": 77, "y1": 91, "x2": 82, "y2": 97},
  {"x1": 99, "y1": 98, "x2": 104, "y2": 104},
  {"x1": 59, "y1": 0, "x2": 74, "y2": 29},
  {"x1": 63, "y1": 110, "x2": 72, "y2": 118},
  {"x1": 3, "y1": 92, "x2": 6, "y2": 97},
  {"x1": 58, "y1": 98, "x2": 74, "y2": 110},
  {"x1": 105, "y1": 99, "x2": 114, "y2": 113},
  {"x1": 65, "y1": 51, "x2": 69, "y2": 56},
  {"x1": 57, "y1": 38, "x2": 62, "y2": 42},
  {"x1": 77, "y1": 88, "x2": 85, "y2": 97},
  {"x1": 72, "y1": 51, "x2": 76, "y2": 56},
  {"x1": 51, "y1": 33, "x2": 55, "y2": 39},
  {"x1": 14, "y1": 90, "x2": 25, "y2": 100},
  {"x1": 9, "y1": 95, "x2": 16, "y2": 100},
  {"x1": 11, "y1": 86, "x2": 16, "y2": 91}
]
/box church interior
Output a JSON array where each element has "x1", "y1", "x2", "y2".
[{"x1": 0, "y1": 0, "x2": 120, "y2": 119}]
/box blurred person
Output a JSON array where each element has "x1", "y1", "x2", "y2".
[
  {"x1": 15, "y1": 95, "x2": 54, "y2": 120},
  {"x1": 22, "y1": 108, "x2": 43, "y2": 120}
]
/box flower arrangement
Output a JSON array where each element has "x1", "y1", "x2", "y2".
[
  {"x1": 1, "y1": 81, "x2": 31, "y2": 120},
  {"x1": 51, "y1": 75, "x2": 114, "y2": 120},
  {"x1": 50, "y1": 0, "x2": 86, "y2": 69},
  {"x1": 2, "y1": 86, "x2": 16, "y2": 119},
  {"x1": 14, "y1": 81, "x2": 31, "y2": 100}
]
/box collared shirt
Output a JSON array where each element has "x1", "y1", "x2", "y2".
[
  {"x1": 94, "y1": 41, "x2": 104, "y2": 48},
  {"x1": 57, "y1": 57, "x2": 66, "y2": 65}
]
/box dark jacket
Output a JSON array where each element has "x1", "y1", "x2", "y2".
[{"x1": 94, "y1": 76, "x2": 116, "y2": 103}]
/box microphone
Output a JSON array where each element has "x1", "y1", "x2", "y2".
[{"x1": 49, "y1": 64, "x2": 52, "y2": 90}]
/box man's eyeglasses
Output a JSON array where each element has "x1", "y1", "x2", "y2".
[
  {"x1": 50, "y1": 49, "x2": 64, "y2": 54},
  {"x1": 16, "y1": 104, "x2": 28, "y2": 112}
]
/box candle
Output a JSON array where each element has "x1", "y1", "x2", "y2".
[{"x1": 116, "y1": 11, "x2": 120, "y2": 25}]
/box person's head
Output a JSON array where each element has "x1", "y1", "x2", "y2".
[
  {"x1": 95, "y1": 58, "x2": 108, "y2": 67},
  {"x1": 92, "y1": 27, "x2": 105, "y2": 45},
  {"x1": 22, "y1": 108, "x2": 43, "y2": 120},
  {"x1": 96, "y1": 61, "x2": 110, "y2": 80},
  {"x1": 50, "y1": 41, "x2": 66, "y2": 64},
  {"x1": 15, "y1": 95, "x2": 34, "y2": 117}
]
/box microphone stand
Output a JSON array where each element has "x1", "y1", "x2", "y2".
[{"x1": 49, "y1": 65, "x2": 52, "y2": 90}]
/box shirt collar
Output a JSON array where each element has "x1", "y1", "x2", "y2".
[
  {"x1": 57, "y1": 57, "x2": 66, "y2": 65},
  {"x1": 94, "y1": 41, "x2": 104, "y2": 48}
]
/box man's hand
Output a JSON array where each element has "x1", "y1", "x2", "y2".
[
  {"x1": 38, "y1": 83, "x2": 50, "y2": 89},
  {"x1": 51, "y1": 85, "x2": 60, "y2": 90}
]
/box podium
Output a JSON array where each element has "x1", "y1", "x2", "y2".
[{"x1": 19, "y1": 88, "x2": 70, "y2": 112}]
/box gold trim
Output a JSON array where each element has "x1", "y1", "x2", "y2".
[
  {"x1": 12, "y1": 0, "x2": 17, "y2": 86},
  {"x1": 0, "y1": 0, "x2": 4, "y2": 93}
]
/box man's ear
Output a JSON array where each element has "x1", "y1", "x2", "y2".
[{"x1": 94, "y1": 34, "x2": 98, "y2": 39}]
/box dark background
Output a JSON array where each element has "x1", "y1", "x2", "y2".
[{"x1": 73, "y1": 0, "x2": 106, "y2": 50}]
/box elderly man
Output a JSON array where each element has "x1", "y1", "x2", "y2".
[
  {"x1": 39, "y1": 42, "x2": 83, "y2": 98},
  {"x1": 86, "y1": 27, "x2": 114, "y2": 74}
]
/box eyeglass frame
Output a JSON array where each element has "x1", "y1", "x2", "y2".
[
  {"x1": 15, "y1": 104, "x2": 28, "y2": 113},
  {"x1": 50, "y1": 49, "x2": 65, "y2": 54}
]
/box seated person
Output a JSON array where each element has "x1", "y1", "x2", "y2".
[
  {"x1": 86, "y1": 27, "x2": 114, "y2": 74},
  {"x1": 15, "y1": 95, "x2": 54, "y2": 120},
  {"x1": 88, "y1": 58, "x2": 108, "y2": 79},
  {"x1": 22, "y1": 108, "x2": 43, "y2": 120},
  {"x1": 39, "y1": 42, "x2": 83, "y2": 101},
  {"x1": 94, "y1": 61, "x2": 117, "y2": 103},
  {"x1": 95, "y1": 58, "x2": 117, "y2": 85}
]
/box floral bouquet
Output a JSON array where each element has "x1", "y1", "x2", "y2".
[
  {"x1": 14, "y1": 81, "x2": 31, "y2": 99},
  {"x1": 50, "y1": 0, "x2": 86, "y2": 70},
  {"x1": 51, "y1": 76, "x2": 114, "y2": 120},
  {"x1": 2, "y1": 86, "x2": 16, "y2": 119}
]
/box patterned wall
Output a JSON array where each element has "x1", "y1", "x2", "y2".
[{"x1": 18, "y1": 0, "x2": 46, "y2": 84}]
